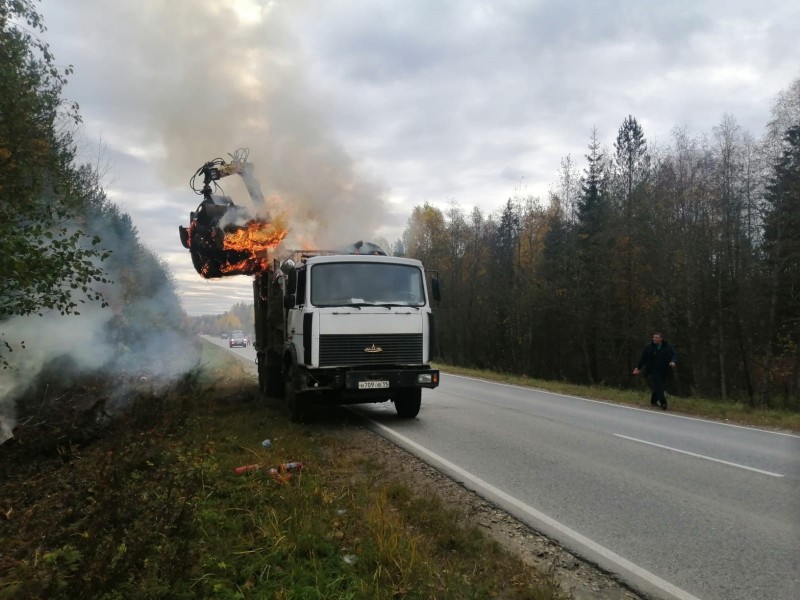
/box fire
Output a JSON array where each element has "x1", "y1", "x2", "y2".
[
  {"x1": 223, "y1": 218, "x2": 288, "y2": 253},
  {"x1": 181, "y1": 204, "x2": 290, "y2": 278},
  {"x1": 219, "y1": 217, "x2": 289, "y2": 275},
  {"x1": 179, "y1": 151, "x2": 297, "y2": 279}
]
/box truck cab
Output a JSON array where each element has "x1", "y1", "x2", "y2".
[{"x1": 254, "y1": 251, "x2": 440, "y2": 422}]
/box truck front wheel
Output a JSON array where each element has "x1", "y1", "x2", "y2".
[
  {"x1": 285, "y1": 370, "x2": 309, "y2": 423},
  {"x1": 266, "y1": 365, "x2": 283, "y2": 398},
  {"x1": 257, "y1": 354, "x2": 267, "y2": 395},
  {"x1": 394, "y1": 389, "x2": 421, "y2": 418}
]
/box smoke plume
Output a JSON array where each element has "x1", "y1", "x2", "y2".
[{"x1": 68, "y1": 0, "x2": 390, "y2": 249}]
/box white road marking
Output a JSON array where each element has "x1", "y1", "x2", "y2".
[
  {"x1": 367, "y1": 417, "x2": 703, "y2": 600},
  {"x1": 613, "y1": 434, "x2": 785, "y2": 478}
]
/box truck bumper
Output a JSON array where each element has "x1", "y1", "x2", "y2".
[
  {"x1": 298, "y1": 367, "x2": 439, "y2": 397},
  {"x1": 344, "y1": 368, "x2": 439, "y2": 390}
]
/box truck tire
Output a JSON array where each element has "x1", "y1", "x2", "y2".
[
  {"x1": 257, "y1": 354, "x2": 268, "y2": 395},
  {"x1": 266, "y1": 365, "x2": 283, "y2": 398},
  {"x1": 394, "y1": 389, "x2": 421, "y2": 418},
  {"x1": 285, "y1": 370, "x2": 309, "y2": 423},
  {"x1": 258, "y1": 352, "x2": 284, "y2": 398}
]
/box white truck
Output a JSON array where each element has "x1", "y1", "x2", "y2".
[{"x1": 254, "y1": 245, "x2": 440, "y2": 421}]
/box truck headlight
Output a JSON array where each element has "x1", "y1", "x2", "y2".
[{"x1": 418, "y1": 373, "x2": 433, "y2": 384}]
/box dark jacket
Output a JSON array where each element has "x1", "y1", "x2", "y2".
[{"x1": 637, "y1": 341, "x2": 677, "y2": 377}]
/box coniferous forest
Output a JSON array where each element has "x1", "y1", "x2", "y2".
[{"x1": 398, "y1": 81, "x2": 800, "y2": 410}]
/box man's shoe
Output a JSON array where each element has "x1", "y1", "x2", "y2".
[
  {"x1": 661, "y1": 401, "x2": 668, "y2": 411},
  {"x1": 651, "y1": 400, "x2": 659, "y2": 407}
]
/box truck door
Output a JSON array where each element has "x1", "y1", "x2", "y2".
[{"x1": 286, "y1": 266, "x2": 307, "y2": 366}]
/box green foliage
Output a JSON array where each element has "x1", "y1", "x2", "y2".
[
  {"x1": 0, "y1": 0, "x2": 110, "y2": 323},
  {"x1": 760, "y1": 124, "x2": 800, "y2": 404},
  {"x1": 613, "y1": 114, "x2": 651, "y2": 204}
]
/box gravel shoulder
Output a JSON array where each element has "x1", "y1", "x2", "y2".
[{"x1": 327, "y1": 422, "x2": 643, "y2": 600}]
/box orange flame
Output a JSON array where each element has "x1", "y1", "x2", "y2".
[{"x1": 219, "y1": 217, "x2": 289, "y2": 275}]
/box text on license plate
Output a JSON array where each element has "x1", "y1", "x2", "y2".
[{"x1": 358, "y1": 380, "x2": 390, "y2": 389}]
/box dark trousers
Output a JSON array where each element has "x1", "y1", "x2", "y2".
[{"x1": 648, "y1": 372, "x2": 667, "y2": 405}]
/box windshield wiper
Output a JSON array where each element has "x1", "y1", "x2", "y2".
[
  {"x1": 374, "y1": 303, "x2": 420, "y2": 310},
  {"x1": 322, "y1": 302, "x2": 421, "y2": 310}
]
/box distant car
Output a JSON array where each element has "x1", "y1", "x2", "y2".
[
  {"x1": 229, "y1": 332, "x2": 247, "y2": 348},
  {"x1": 220, "y1": 333, "x2": 228, "y2": 339}
]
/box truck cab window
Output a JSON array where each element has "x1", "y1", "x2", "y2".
[{"x1": 311, "y1": 262, "x2": 425, "y2": 307}]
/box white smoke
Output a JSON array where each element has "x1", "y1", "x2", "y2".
[
  {"x1": 0, "y1": 295, "x2": 202, "y2": 444},
  {"x1": 60, "y1": 0, "x2": 391, "y2": 249},
  {"x1": 0, "y1": 308, "x2": 113, "y2": 443},
  {"x1": 0, "y1": 203, "x2": 203, "y2": 444}
]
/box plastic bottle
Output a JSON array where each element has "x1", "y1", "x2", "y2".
[
  {"x1": 234, "y1": 463, "x2": 263, "y2": 474},
  {"x1": 280, "y1": 461, "x2": 303, "y2": 473}
]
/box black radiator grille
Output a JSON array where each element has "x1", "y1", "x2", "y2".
[{"x1": 319, "y1": 334, "x2": 422, "y2": 366}]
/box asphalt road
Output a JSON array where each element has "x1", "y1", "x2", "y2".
[
  {"x1": 205, "y1": 334, "x2": 258, "y2": 362},
  {"x1": 350, "y1": 374, "x2": 800, "y2": 600},
  {"x1": 204, "y1": 336, "x2": 800, "y2": 600}
]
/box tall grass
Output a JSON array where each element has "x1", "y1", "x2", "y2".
[{"x1": 436, "y1": 363, "x2": 800, "y2": 432}]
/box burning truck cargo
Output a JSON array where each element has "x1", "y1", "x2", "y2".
[{"x1": 178, "y1": 149, "x2": 287, "y2": 278}]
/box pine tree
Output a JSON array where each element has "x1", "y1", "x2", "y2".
[
  {"x1": 614, "y1": 115, "x2": 650, "y2": 217},
  {"x1": 576, "y1": 129, "x2": 611, "y2": 382},
  {"x1": 578, "y1": 128, "x2": 608, "y2": 237}
]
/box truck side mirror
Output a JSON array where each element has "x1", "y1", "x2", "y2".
[
  {"x1": 283, "y1": 294, "x2": 295, "y2": 309},
  {"x1": 426, "y1": 269, "x2": 441, "y2": 304}
]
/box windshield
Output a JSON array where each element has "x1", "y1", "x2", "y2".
[{"x1": 310, "y1": 262, "x2": 425, "y2": 307}]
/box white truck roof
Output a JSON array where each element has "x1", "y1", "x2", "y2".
[{"x1": 304, "y1": 254, "x2": 423, "y2": 267}]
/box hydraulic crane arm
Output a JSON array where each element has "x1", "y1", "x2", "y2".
[{"x1": 192, "y1": 148, "x2": 267, "y2": 212}]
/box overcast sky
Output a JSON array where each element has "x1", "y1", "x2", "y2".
[{"x1": 38, "y1": 0, "x2": 799, "y2": 315}]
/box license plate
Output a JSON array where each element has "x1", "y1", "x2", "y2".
[{"x1": 358, "y1": 380, "x2": 389, "y2": 389}]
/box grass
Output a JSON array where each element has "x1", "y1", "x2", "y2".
[
  {"x1": 5, "y1": 345, "x2": 794, "y2": 598},
  {"x1": 435, "y1": 363, "x2": 800, "y2": 432},
  {"x1": 0, "y1": 342, "x2": 567, "y2": 600}
]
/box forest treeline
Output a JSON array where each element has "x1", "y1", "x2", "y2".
[
  {"x1": 192, "y1": 303, "x2": 256, "y2": 340},
  {"x1": 398, "y1": 83, "x2": 800, "y2": 409}
]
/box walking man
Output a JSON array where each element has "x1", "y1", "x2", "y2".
[{"x1": 633, "y1": 332, "x2": 677, "y2": 410}]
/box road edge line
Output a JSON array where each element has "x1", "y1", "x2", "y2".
[{"x1": 366, "y1": 416, "x2": 702, "y2": 600}]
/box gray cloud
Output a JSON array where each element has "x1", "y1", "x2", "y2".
[{"x1": 40, "y1": 0, "x2": 800, "y2": 314}]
